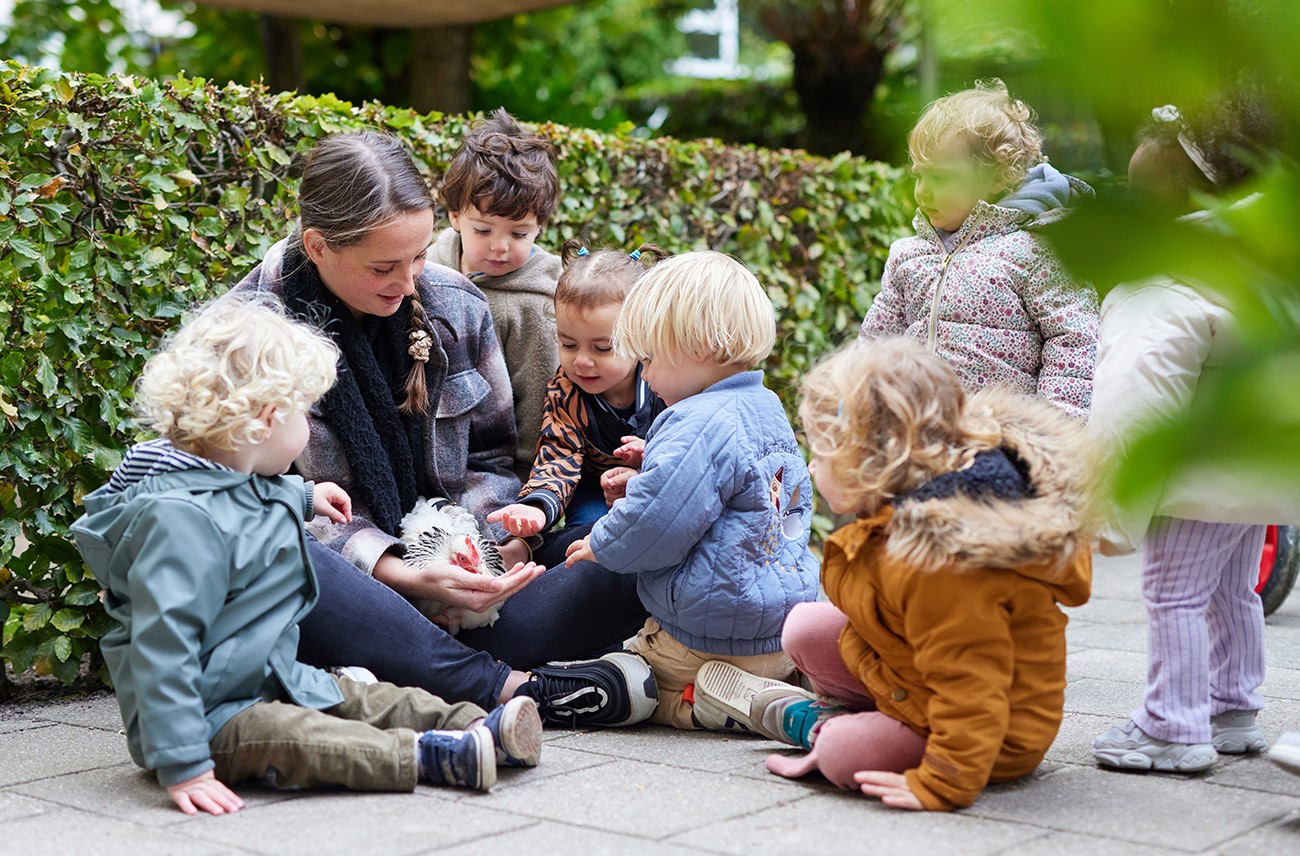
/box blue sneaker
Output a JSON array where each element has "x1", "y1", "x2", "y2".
[
  {"x1": 417, "y1": 725, "x2": 495, "y2": 790},
  {"x1": 750, "y1": 686, "x2": 846, "y2": 750},
  {"x1": 521, "y1": 652, "x2": 659, "y2": 727},
  {"x1": 483, "y1": 696, "x2": 542, "y2": 767}
]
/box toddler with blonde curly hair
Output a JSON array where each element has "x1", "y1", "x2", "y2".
[
  {"x1": 703, "y1": 337, "x2": 1093, "y2": 811},
  {"x1": 72, "y1": 298, "x2": 545, "y2": 816},
  {"x1": 860, "y1": 79, "x2": 1099, "y2": 420}
]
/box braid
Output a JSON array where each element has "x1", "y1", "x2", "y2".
[{"x1": 401, "y1": 290, "x2": 432, "y2": 414}]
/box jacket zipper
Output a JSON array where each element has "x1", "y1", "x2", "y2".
[{"x1": 925, "y1": 229, "x2": 977, "y2": 351}]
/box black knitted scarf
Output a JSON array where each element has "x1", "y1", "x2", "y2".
[
  {"x1": 898, "y1": 447, "x2": 1034, "y2": 505},
  {"x1": 276, "y1": 243, "x2": 436, "y2": 535}
]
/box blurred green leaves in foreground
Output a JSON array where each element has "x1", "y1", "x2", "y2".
[{"x1": 960, "y1": 0, "x2": 1300, "y2": 514}]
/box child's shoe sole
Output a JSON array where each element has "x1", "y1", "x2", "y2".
[
  {"x1": 693, "y1": 661, "x2": 808, "y2": 733},
  {"x1": 487, "y1": 696, "x2": 543, "y2": 767}
]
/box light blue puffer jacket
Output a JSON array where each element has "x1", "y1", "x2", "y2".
[{"x1": 588, "y1": 371, "x2": 820, "y2": 656}]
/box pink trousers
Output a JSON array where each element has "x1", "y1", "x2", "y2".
[{"x1": 767, "y1": 601, "x2": 926, "y2": 789}]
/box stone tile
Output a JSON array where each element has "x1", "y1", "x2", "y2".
[
  {"x1": 0, "y1": 789, "x2": 54, "y2": 822},
  {"x1": 1263, "y1": 617, "x2": 1300, "y2": 664},
  {"x1": 966, "y1": 764, "x2": 1297, "y2": 851},
  {"x1": 1090, "y1": 554, "x2": 1146, "y2": 600},
  {"x1": 0, "y1": 723, "x2": 133, "y2": 785},
  {"x1": 1065, "y1": 648, "x2": 1147, "y2": 684},
  {"x1": 1063, "y1": 678, "x2": 1144, "y2": 718},
  {"x1": 666, "y1": 791, "x2": 1047, "y2": 856},
  {"x1": 487, "y1": 742, "x2": 616, "y2": 791},
  {"x1": 994, "y1": 831, "x2": 1184, "y2": 855},
  {"x1": 1254, "y1": 705, "x2": 1300, "y2": 740},
  {"x1": 1209, "y1": 806, "x2": 1300, "y2": 855},
  {"x1": 1044, "y1": 712, "x2": 1116, "y2": 767},
  {"x1": 176, "y1": 790, "x2": 532, "y2": 855},
  {"x1": 1259, "y1": 666, "x2": 1300, "y2": 701},
  {"x1": 1207, "y1": 752, "x2": 1300, "y2": 799},
  {"x1": 5, "y1": 807, "x2": 232, "y2": 855},
  {"x1": 1065, "y1": 621, "x2": 1148, "y2": 653},
  {"x1": 0, "y1": 718, "x2": 55, "y2": 736},
  {"x1": 1066, "y1": 597, "x2": 1149, "y2": 626},
  {"x1": 443, "y1": 820, "x2": 715, "y2": 856},
  {"x1": 459, "y1": 758, "x2": 794, "y2": 839},
  {"x1": 12, "y1": 762, "x2": 301, "y2": 827},
  {"x1": 22, "y1": 691, "x2": 123, "y2": 731},
  {"x1": 541, "y1": 725, "x2": 773, "y2": 773}
]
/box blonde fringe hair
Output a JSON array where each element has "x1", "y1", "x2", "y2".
[
  {"x1": 614, "y1": 251, "x2": 775, "y2": 367},
  {"x1": 136, "y1": 297, "x2": 339, "y2": 454},
  {"x1": 909, "y1": 79, "x2": 1044, "y2": 195},
  {"x1": 799, "y1": 338, "x2": 1002, "y2": 515}
]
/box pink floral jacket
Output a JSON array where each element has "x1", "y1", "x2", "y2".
[{"x1": 860, "y1": 174, "x2": 1099, "y2": 420}]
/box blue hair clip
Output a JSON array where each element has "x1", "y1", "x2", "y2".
[
  {"x1": 629, "y1": 249, "x2": 642, "y2": 261},
  {"x1": 577, "y1": 246, "x2": 589, "y2": 257}
]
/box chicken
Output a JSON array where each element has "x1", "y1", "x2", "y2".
[{"x1": 399, "y1": 497, "x2": 507, "y2": 634}]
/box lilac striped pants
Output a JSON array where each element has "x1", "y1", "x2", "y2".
[{"x1": 1134, "y1": 517, "x2": 1267, "y2": 744}]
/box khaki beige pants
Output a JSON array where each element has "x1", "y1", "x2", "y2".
[
  {"x1": 210, "y1": 677, "x2": 485, "y2": 791},
  {"x1": 627, "y1": 617, "x2": 795, "y2": 730}
]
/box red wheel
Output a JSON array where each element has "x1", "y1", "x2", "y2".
[
  {"x1": 1256, "y1": 525, "x2": 1278, "y2": 594},
  {"x1": 1257, "y1": 525, "x2": 1299, "y2": 616}
]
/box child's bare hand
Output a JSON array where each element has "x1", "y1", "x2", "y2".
[
  {"x1": 166, "y1": 770, "x2": 245, "y2": 816},
  {"x1": 613, "y1": 435, "x2": 645, "y2": 468},
  {"x1": 496, "y1": 536, "x2": 529, "y2": 569},
  {"x1": 313, "y1": 482, "x2": 352, "y2": 523},
  {"x1": 853, "y1": 771, "x2": 923, "y2": 810},
  {"x1": 487, "y1": 504, "x2": 546, "y2": 537},
  {"x1": 600, "y1": 466, "x2": 637, "y2": 506},
  {"x1": 565, "y1": 536, "x2": 596, "y2": 568}
]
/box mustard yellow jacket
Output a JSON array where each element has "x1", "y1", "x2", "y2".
[{"x1": 825, "y1": 388, "x2": 1094, "y2": 811}]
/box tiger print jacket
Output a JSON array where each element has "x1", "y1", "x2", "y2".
[{"x1": 518, "y1": 366, "x2": 665, "y2": 530}]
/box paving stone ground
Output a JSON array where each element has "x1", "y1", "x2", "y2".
[{"x1": 3, "y1": 552, "x2": 1299, "y2": 855}]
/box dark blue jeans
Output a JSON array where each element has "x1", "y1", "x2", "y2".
[
  {"x1": 299, "y1": 533, "x2": 648, "y2": 706},
  {"x1": 563, "y1": 474, "x2": 612, "y2": 529},
  {"x1": 457, "y1": 522, "x2": 649, "y2": 669},
  {"x1": 299, "y1": 539, "x2": 509, "y2": 711}
]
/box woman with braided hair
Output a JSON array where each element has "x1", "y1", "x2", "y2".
[{"x1": 229, "y1": 131, "x2": 657, "y2": 729}]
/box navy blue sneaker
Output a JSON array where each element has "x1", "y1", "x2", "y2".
[
  {"x1": 483, "y1": 696, "x2": 542, "y2": 767},
  {"x1": 521, "y1": 652, "x2": 659, "y2": 727},
  {"x1": 417, "y1": 725, "x2": 495, "y2": 790}
]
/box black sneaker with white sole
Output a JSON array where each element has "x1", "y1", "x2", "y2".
[{"x1": 520, "y1": 651, "x2": 659, "y2": 727}]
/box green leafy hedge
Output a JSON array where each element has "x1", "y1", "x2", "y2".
[{"x1": 0, "y1": 62, "x2": 910, "y2": 689}]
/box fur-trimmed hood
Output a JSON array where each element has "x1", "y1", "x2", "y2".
[{"x1": 878, "y1": 386, "x2": 1095, "y2": 596}]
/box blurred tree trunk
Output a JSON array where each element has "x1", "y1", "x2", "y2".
[
  {"x1": 258, "y1": 14, "x2": 302, "y2": 94},
  {"x1": 758, "y1": 0, "x2": 905, "y2": 156},
  {"x1": 410, "y1": 25, "x2": 471, "y2": 114}
]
